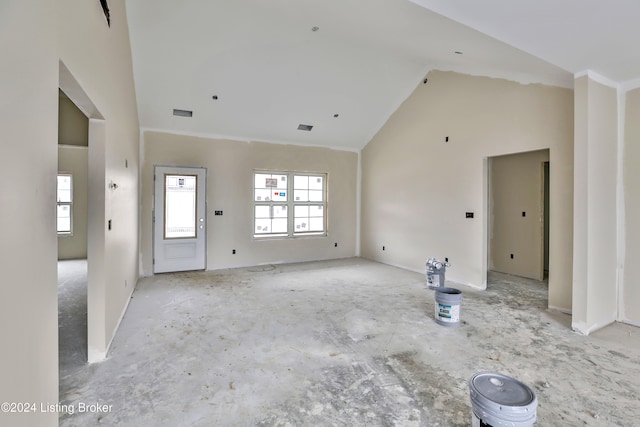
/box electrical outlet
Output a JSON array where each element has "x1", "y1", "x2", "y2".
[
  {"x1": 232, "y1": 249, "x2": 236, "y2": 254},
  {"x1": 382, "y1": 246, "x2": 386, "y2": 251},
  {"x1": 334, "y1": 242, "x2": 338, "y2": 247},
  {"x1": 510, "y1": 254, "x2": 514, "y2": 259},
  {"x1": 215, "y1": 210, "x2": 223, "y2": 216},
  {"x1": 108, "y1": 219, "x2": 112, "y2": 230}
]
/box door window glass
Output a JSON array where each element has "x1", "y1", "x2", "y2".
[{"x1": 164, "y1": 175, "x2": 197, "y2": 239}]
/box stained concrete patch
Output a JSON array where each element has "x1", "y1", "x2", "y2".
[
  {"x1": 382, "y1": 352, "x2": 469, "y2": 426},
  {"x1": 256, "y1": 362, "x2": 421, "y2": 427}
]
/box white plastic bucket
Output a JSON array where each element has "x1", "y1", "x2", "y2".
[
  {"x1": 434, "y1": 287, "x2": 462, "y2": 326},
  {"x1": 469, "y1": 372, "x2": 537, "y2": 426}
]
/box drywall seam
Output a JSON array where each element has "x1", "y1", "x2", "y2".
[
  {"x1": 139, "y1": 127, "x2": 361, "y2": 154},
  {"x1": 138, "y1": 129, "x2": 146, "y2": 276},
  {"x1": 355, "y1": 150, "x2": 362, "y2": 256},
  {"x1": 482, "y1": 157, "x2": 489, "y2": 289},
  {"x1": 437, "y1": 64, "x2": 573, "y2": 89},
  {"x1": 364, "y1": 66, "x2": 433, "y2": 147},
  {"x1": 616, "y1": 88, "x2": 626, "y2": 322}
]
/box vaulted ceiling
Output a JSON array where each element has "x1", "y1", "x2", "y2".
[{"x1": 126, "y1": 0, "x2": 640, "y2": 151}]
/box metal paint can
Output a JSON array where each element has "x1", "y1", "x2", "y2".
[{"x1": 434, "y1": 287, "x2": 462, "y2": 326}]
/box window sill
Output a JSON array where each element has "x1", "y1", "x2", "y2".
[{"x1": 253, "y1": 233, "x2": 327, "y2": 241}]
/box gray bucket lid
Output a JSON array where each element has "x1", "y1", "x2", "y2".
[{"x1": 469, "y1": 372, "x2": 537, "y2": 426}]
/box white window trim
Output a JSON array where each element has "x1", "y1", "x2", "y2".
[{"x1": 253, "y1": 170, "x2": 327, "y2": 238}]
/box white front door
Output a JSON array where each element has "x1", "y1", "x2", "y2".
[{"x1": 153, "y1": 166, "x2": 207, "y2": 273}]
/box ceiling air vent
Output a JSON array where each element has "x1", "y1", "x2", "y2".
[
  {"x1": 297, "y1": 124, "x2": 313, "y2": 131},
  {"x1": 173, "y1": 109, "x2": 193, "y2": 117}
]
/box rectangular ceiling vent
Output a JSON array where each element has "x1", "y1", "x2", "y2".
[
  {"x1": 297, "y1": 124, "x2": 313, "y2": 131},
  {"x1": 173, "y1": 109, "x2": 193, "y2": 117}
]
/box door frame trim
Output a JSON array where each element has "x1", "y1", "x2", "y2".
[{"x1": 153, "y1": 165, "x2": 208, "y2": 273}]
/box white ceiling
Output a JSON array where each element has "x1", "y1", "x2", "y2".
[{"x1": 126, "y1": 0, "x2": 640, "y2": 151}]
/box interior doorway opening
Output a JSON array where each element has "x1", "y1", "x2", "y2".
[
  {"x1": 58, "y1": 59, "x2": 107, "y2": 373},
  {"x1": 58, "y1": 87, "x2": 89, "y2": 379},
  {"x1": 487, "y1": 149, "x2": 550, "y2": 285}
]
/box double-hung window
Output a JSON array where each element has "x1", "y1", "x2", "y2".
[
  {"x1": 254, "y1": 171, "x2": 326, "y2": 237},
  {"x1": 57, "y1": 174, "x2": 73, "y2": 235}
]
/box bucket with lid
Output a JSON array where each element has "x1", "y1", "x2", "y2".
[{"x1": 469, "y1": 371, "x2": 537, "y2": 426}]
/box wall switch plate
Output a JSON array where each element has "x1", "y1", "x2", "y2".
[
  {"x1": 522, "y1": 211, "x2": 526, "y2": 217},
  {"x1": 215, "y1": 210, "x2": 223, "y2": 215},
  {"x1": 466, "y1": 212, "x2": 474, "y2": 218}
]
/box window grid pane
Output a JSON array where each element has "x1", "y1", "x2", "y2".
[
  {"x1": 292, "y1": 174, "x2": 325, "y2": 234},
  {"x1": 57, "y1": 204, "x2": 71, "y2": 233},
  {"x1": 254, "y1": 172, "x2": 326, "y2": 237},
  {"x1": 254, "y1": 204, "x2": 288, "y2": 235},
  {"x1": 309, "y1": 190, "x2": 323, "y2": 202},
  {"x1": 294, "y1": 189, "x2": 308, "y2": 202},
  {"x1": 309, "y1": 176, "x2": 323, "y2": 190},
  {"x1": 57, "y1": 175, "x2": 72, "y2": 203},
  {"x1": 255, "y1": 174, "x2": 288, "y2": 202},
  {"x1": 57, "y1": 174, "x2": 73, "y2": 234},
  {"x1": 294, "y1": 204, "x2": 324, "y2": 234}
]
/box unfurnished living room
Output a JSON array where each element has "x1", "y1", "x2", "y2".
[{"x1": 2, "y1": 1, "x2": 640, "y2": 426}]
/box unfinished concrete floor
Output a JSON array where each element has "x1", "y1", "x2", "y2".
[
  {"x1": 58, "y1": 260, "x2": 88, "y2": 379},
  {"x1": 59, "y1": 258, "x2": 640, "y2": 426}
]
